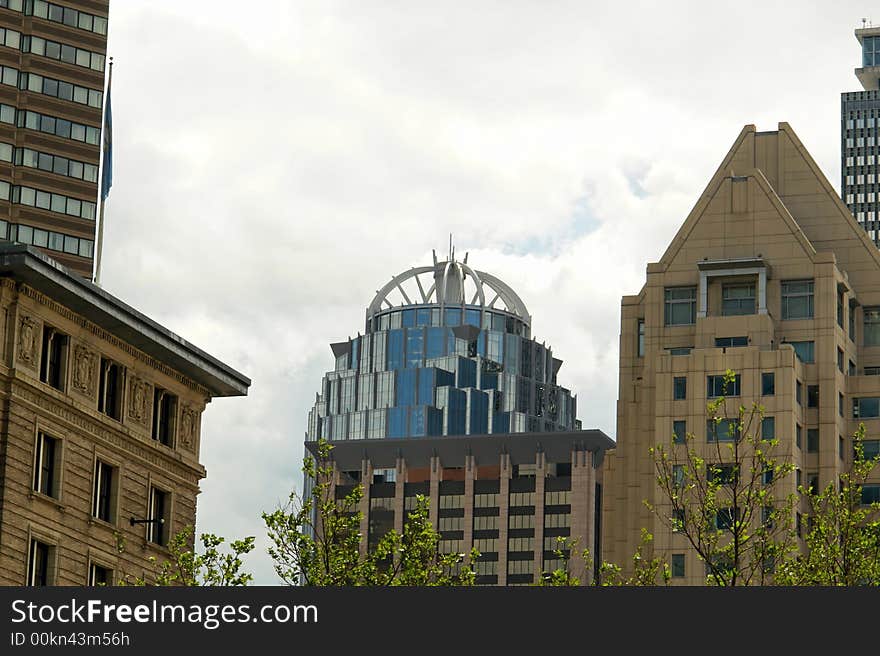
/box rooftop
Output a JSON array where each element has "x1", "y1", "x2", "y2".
[{"x1": 0, "y1": 243, "x2": 250, "y2": 397}]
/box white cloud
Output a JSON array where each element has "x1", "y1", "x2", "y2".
[{"x1": 99, "y1": 0, "x2": 875, "y2": 583}]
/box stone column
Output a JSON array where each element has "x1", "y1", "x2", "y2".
[
  {"x1": 758, "y1": 268, "x2": 768, "y2": 315},
  {"x1": 358, "y1": 458, "x2": 372, "y2": 557},
  {"x1": 463, "y1": 454, "x2": 476, "y2": 563},
  {"x1": 393, "y1": 456, "x2": 407, "y2": 534},
  {"x1": 570, "y1": 448, "x2": 594, "y2": 585},
  {"x1": 533, "y1": 450, "x2": 546, "y2": 581},
  {"x1": 429, "y1": 455, "x2": 441, "y2": 529},
  {"x1": 498, "y1": 452, "x2": 511, "y2": 586},
  {"x1": 698, "y1": 270, "x2": 708, "y2": 318}
]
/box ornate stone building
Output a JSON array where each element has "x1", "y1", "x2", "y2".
[{"x1": 0, "y1": 244, "x2": 249, "y2": 585}]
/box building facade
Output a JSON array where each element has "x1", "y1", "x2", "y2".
[
  {"x1": 0, "y1": 0, "x2": 109, "y2": 278},
  {"x1": 305, "y1": 254, "x2": 613, "y2": 585},
  {"x1": 842, "y1": 24, "x2": 880, "y2": 244},
  {"x1": 604, "y1": 122, "x2": 880, "y2": 583},
  {"x1": 0, "y1": 244, "x2": 250, "y2": 585}
]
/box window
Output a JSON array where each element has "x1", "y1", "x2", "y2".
[
  {"x1": 88, "y1": 563, "x2": 111, "y2": 586},
  {"x1": 147, "y1": 487, "x2": 170, "y2": 547},
  {"x1": 16, "y1": 148, "x2": 98, "y2": 182},
  {"x1": 715, "y1": 508, "x2": 737, "y2": 530},
  {"x1": 796, "y1": 512, "x2": 803, "y2": 538},
  {"x1": 808, "y1": 473, "x2": 819, "y2": 496},
  {"x1": 796, "y1": 381, "x2": 802, "y2": 405},
  {"x1": 807, "y1": 385, "x2": 819, "y2": 408},
  {"x1": 671, "y1": 554, "x2": 685, "y2": 578},
  {"x1": 664, "y1": 287, "x2": 696, "y2": 326},
  {"x1": 27, "y1": 539, "x2": 52, "y2": 586},
  {"x1": 840, "y1": 393, "x2": 845, "y2": 418},
  {"x1": 850, "y1": 300, "x2": 857, "y2": 340},
  {"x1": 786, "y1": 341, "x2": 814, "y2": 363},
  {"x1": 707, "y1": 463, "x2": 737, "y2": 485},
  {"x1": 673, "y1": 420, "x2": 686, "y2": 444},
  {"x1": 721, "y1": 284, "x2": 755, "y2": 316},
  {"x1": 838, "y1": 291, "x2": 845, "y2": 328},
  {"x1": 22, "y1": 34, "x2": 105, "y2": 70},
  {"x1": 849, "y1": 360, "x2": 857, "y2": 376},
  {"x1": 16, "y1": 109, "x2": 100, "y2": 146},
  {"x1": 866, "y1": 367, "x2": 880, "y2": 376},
  {"x1": 637, "y1": 319, "x2": 644, "y2": 357},
  {"x1": 33, "y1": 432, "x2": 59, "y2": 498},
  {"x1": 862, "y1": 485, "x2": 880, "y2": 505},
  {"x1": 673, "y1": 376, "x2": 687, "y2": 400},
  {"x1": 761, "y1": 416, "x2": 775, "y2": 440},
  {"x1": 838, "y1": 348, "x2": 844, "y2": 373},
  {"x1": 152, "y1": 388, "x2": 177, "y2": 447},
  {"x1": 761, "y1": 372, "x2": 775, "y2": 396},
  {"x1": 667, "y1": 347, "x2": 692, "y2": 356},
  {"x1": 858, "y1": 439, "x2": 880, "y2": 461},
  {"x1": 781, "y1": 280, "x2": 814, "y2": 320},
  {"x1": 672, "y1": 464, "x2": 685, "y2": 488},
  {"x1": 707, "y1": 418, "x2": 739, "y2": 442},
  {"x1": 92, "y1": 460, "x2": 116, "y2": 523},
  {"x1": 98, "y1": 357, "x2": 123, "y2": 420},
  {"x1": 27, "y1": 1, "x2": 108, "y2": 35},
  {"x1": 39, "y1": 325, "x2": 67, "y2": 391},
  {"x1": 671, "y1": 509, "x2": 685, "y2": 532},
  {"x1": 715, "y1": 336, "x2": 748, "y2": 348},
  {"x1": 806, "y1": 429, "x2": 819, "y2": 453},
  {"x1": 707, "y1": 374, "x2": 740, "y2": 398},
  {"x1": 796, "y1": 424, "x2": 802, "y2": 449},
  {"x1": 865, "y1": 307, "x2": 880, "y2": 346},
  {"x1": 840, "y1": 435, "x2": 845, "y2": 460}
]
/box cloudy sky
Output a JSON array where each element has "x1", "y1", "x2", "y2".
[{"x1": 99, "y1": 1, "x2": 876, "y2": 583}]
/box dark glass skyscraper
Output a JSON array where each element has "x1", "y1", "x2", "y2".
[
  {"x1": 306, "y1": 252, "x2": 579, "y2": 443},
  {"x1": 842, "y1": 23, "x2": 880, "y2": 244}
]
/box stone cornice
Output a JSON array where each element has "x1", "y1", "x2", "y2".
[{"x1": 17, "y1": 283, "x2": 212, "y2": 399}]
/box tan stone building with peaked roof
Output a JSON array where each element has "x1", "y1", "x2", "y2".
[
  {"x1": 0, "y1": 244, "x2": 250, "y2": 585},
  {"x1": 603, "y1": 122, "x2": 880, "y2": 584}
]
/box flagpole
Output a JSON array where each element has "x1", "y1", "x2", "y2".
[{"x1": 94, "y1": 57, "x2": 112, "y2": 286}]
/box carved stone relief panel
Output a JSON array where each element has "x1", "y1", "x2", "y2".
[
  {"x1": 128, "y1": 376, "x2": 151, "y2": 427},
  {"x1": 179, "y1": 404, "x2": 200, "y2": 453},
  {"x1": 72, "y1": 344, "x2": 97, "y2": 398},
  {"x1": 17, "y1": 314, "x2": 39, "y2": 369}
]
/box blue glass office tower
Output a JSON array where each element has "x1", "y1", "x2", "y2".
[{"x1": 306, "y1": 252, "x2": 579, "y2": 442}]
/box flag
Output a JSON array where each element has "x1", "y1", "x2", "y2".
[{"x1": 100, "y1": 71, "x2": 112, "y2": 201}]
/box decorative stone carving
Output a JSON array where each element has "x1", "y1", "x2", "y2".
[
  {"x1": 128, "y1": 377, "x2": 150, "y2": 425},
  {"x1": 17, "y1": 315, "x2": 38, "y2": 367},
  {"x1": 72, "y1": 345, "x2": 97, "y2": 397},
  {"x1": 179, "y1": 405, "x2": 199, "y2": 452}
]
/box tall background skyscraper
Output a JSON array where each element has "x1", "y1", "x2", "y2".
[
  {"x1": 0, "y1": 0, "x2": 109, "y2": 278},
  {"x1": 842, "y1": 21, "x2": 880, "y2": 244}
]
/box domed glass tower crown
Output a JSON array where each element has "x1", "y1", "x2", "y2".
[{"x1": 306, "y1": 251, "x2": 579, "y2": 441}]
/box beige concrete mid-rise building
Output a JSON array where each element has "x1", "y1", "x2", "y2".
[
  {"x1": 603, "y1": 122, "x2": 880, "y2": 584},
  {"x1": 0, "y1": 244, "x2": 249, "y2": 585}
]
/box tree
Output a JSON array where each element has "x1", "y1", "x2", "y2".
[
  {"x1": 776, "y1": 423, "x2": 880, "y2": 585},
  {"x1": 120, "y1": 525, "x2": 255, "y2": 586},
  {"x1": 538, "y1": 530, "x2": 670, "y2": 586},
  {"x1": 648, "y1": 369, "x2": 797, "y2": 585},
  {"x1": 263, "y1": 438, "x2": 476, "y2": 586}
]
